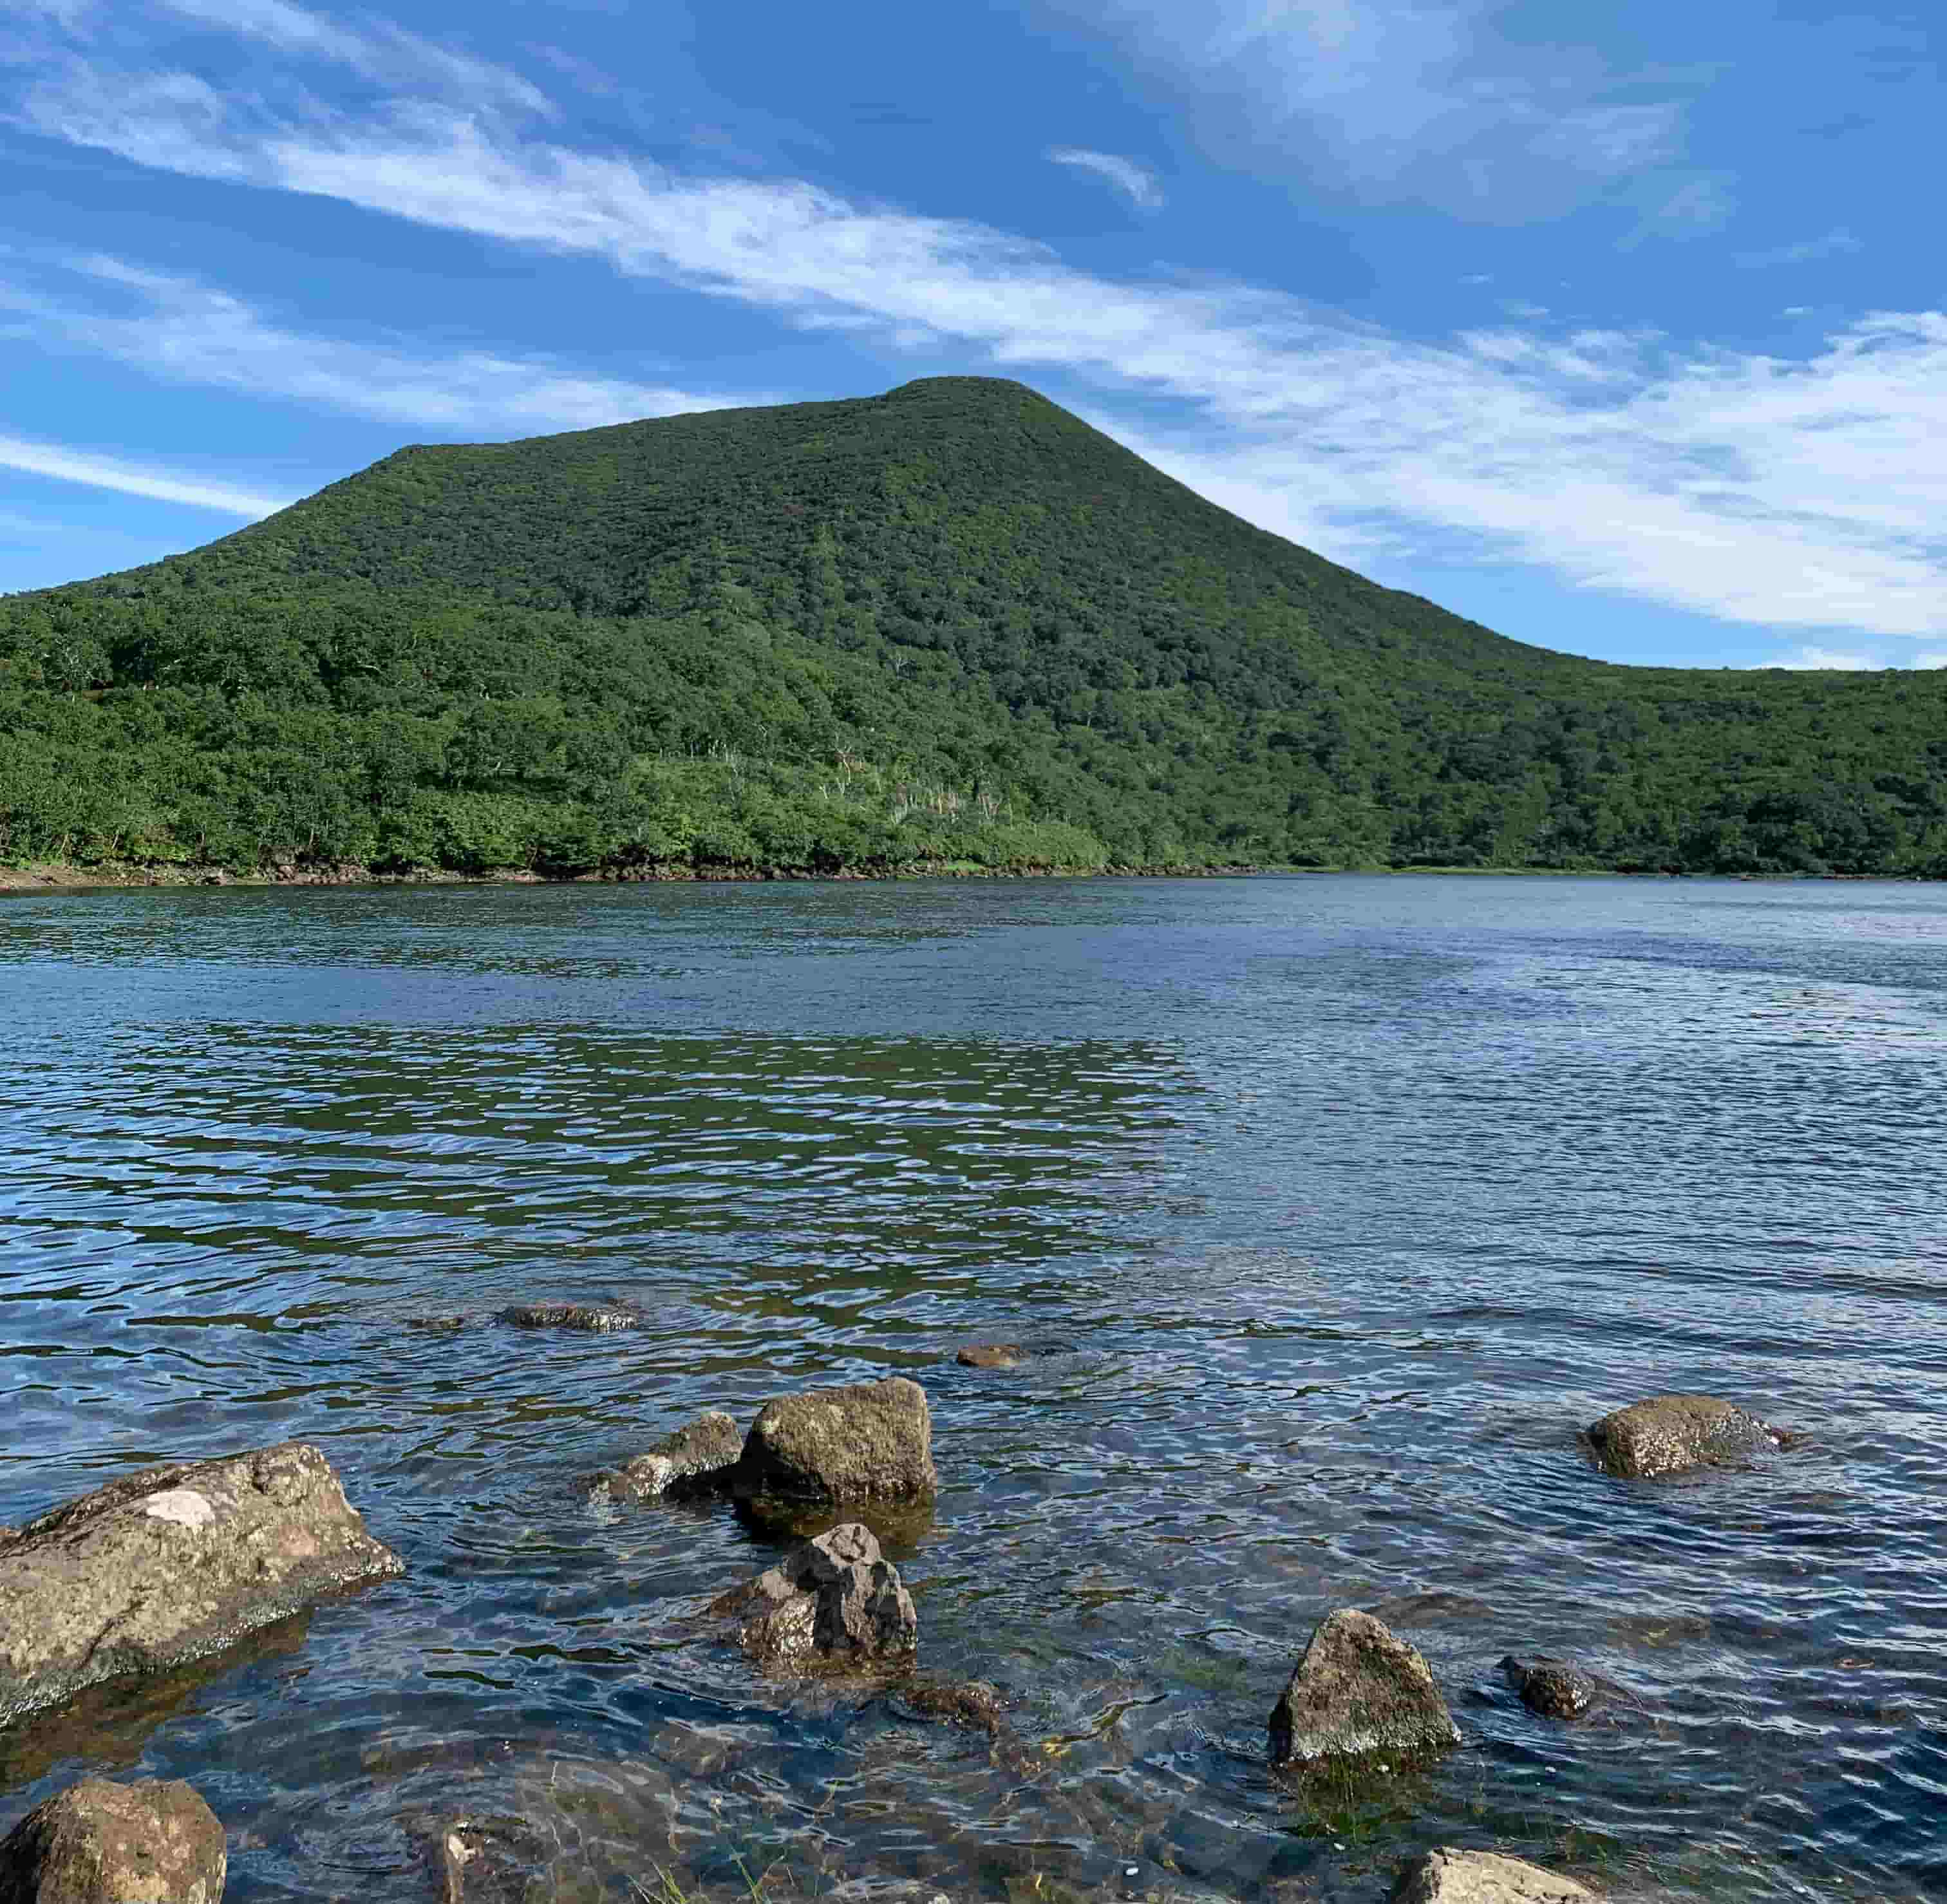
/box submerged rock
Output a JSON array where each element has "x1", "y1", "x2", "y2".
[
  {"x1": 897, "y1": 1675, "x2": 1007, "y2": 1731},
  {"x1": 734, "y1": 1377, "x2": 938, "y2": 1510},
  {"x1": 1391, "y1": 1848, "x2": 1597, "y2": 1903},
  {"x1": 955, "y1": 1343, "x2": 1026, "y2": 1370},
  {"x1": 591, "y1": 1411, "x2": 743, "y2": 1502},
  {"x1": 0, "y1": 1441, "x2": 404, "y2": 1727},
  {"x1": 1586, "y1": 1393, "x2": 1783, "y2": 1478},
  {"x1": 0, "y1": 1776, "x2": 227, "y2": 1903},
  {"x1": 710, "y1": 1522, "x2": 917, "y2": 1671},
  {"x1": 1498, "y1": 1655, "x2": 1598, "y2": 1720},
  {"x1": 498, "y1": 1301, "x2": 640, "y2": 1332},
  {"x1": 1268, "y1": 1609, "x2": 1460, "y2": 1767}
]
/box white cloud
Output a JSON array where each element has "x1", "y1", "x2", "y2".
[
  {"x1": 1046, "y1": 146, "x2": 1163, "y2": 208},
  {"x1": 1, "y1": 251, "x2": 738, "y2": 433},
  {"x1": 1912, "y1": 651, "x2": 1947, "y2": 669},
  {"x1": 1771, "y1": 646, "x2": 1881, "y2": 669},
  {"x1": 0, "y1": 433, "x2": 290, "y2": 515},
  {"x1": 37, "y1": 0, "x2": 552, "y2": 114},
  {"x1": 1039, "y1": 0, "x2": 1690, "y2": 216},
  {"x1": 7, "y1": 12, "x2": 1947, "y2": 641}
]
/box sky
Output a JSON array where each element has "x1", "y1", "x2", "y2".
[{"x1": 1, "y1": 0, "x2": 1942, "y2": 669}]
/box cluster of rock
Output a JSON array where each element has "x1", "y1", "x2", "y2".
[
  {"x1": 588, "y1": 1375, "x2": 939, "y2": 1525},
  {"x1": 0, "y1": 1377, "x2": 1791, "y2": 1901}
]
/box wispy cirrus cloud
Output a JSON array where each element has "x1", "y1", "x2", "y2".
[
  {"x1": 1037, "y1": 0, "x2": 1695, "y2": 220},
  {"x1": 1, "y1": 250, "x2": 738, "y2": 433},
  {"x1": 5, "y1": 5, "x2": 1945, "y2": 647},
  {"x1": 23, "y1": 0, "x2": 552, "y2": 113},
  {"x1": 1046, "y1": 146, "x2": 1163, "y2": 208},
  {"x1": 1736, "y1": 227, "x2": 1861, "y2": 269},
  {"x1": 0, "y1": 431, "x2": 292, "y2": 515}
]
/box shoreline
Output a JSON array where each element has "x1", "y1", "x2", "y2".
[{"x1": 0, "y1": 858, "x2": 1923, "y2": 894}]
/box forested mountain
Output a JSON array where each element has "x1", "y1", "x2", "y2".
[{"x1": 3, "y1": 375, "x2": 1942, "y2": 878}]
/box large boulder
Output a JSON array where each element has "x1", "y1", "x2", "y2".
[
  {"x1": 0, "y1": 1777, "x2": 226, "y2": 1903},
  {"x1": 710, "y1": 1523, "x2": 917, "y2": 1671},
  {"x1": 0, "y1": 1442, "x2": 404, "y2": 1726},
  {"x1": 1585, "y1": 1394, "x2": 1783, "y2": 1478},
  {"x1": 590, "y1": 1411, "x2": 744, "y2": 1502},
  {"x1": 733, "y1": 1379, "x2": 938, "y2": 1509},
  {"x1": 1268, "y1": 1609, "x2": 1460, "y2": 1767},
  {"x1": 1391, "y1": 1848, "x2": 1597, "y2": 1902}
]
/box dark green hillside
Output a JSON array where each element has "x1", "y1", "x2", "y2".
[{"x1": 3, "y1": 375, "x2": 1945, "y2": 878}]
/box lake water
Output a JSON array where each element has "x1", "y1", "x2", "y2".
[{"x1": 2, "y1": 874, "x2": 1944, "y2": 1904}]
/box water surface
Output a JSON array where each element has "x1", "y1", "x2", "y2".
[{"x1": 3, "y1": 875, "x2": 1943, "y2": 1903}]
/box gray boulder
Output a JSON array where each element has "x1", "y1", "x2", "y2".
[
  {"x1": 592, "y1": 1411, "x2": 744, "y2": 1502},
  {"x1": 1586, "y1": 1393, "x2": 1783, "y2": 1478},
  {"x1": 1268, "y1": 1609, "x2": 1460, "y2": 1767},
  {"x1": 498, "y1": 1302, "x2": 639, "y2": 1332},
  {"x1": 1391, "y1": 1848, "x2": 1597, "y2": 1902},
  {"x1": 734, "y1": 1378, "x2": 938, "y2": 1509},
  {"x1": 0, "y1": 1777, "x2": 226, "y2": 1903},
  {"x1": 0, "y1": 1442, "x2": 404, "y2": 1726},
  {"x1": 710, "y1": 1522, "x2": 917, "y2": 1670}
]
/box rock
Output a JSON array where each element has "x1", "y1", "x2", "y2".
[
  {"x1": 710, "y1": 1522, "x2": 918, "y2": 1670},
  {"x1": 733, "y1": 1378, "x2": 938, "y2": 1509},
  {"x1": 1499, "y1": 1655, "x2": 1598, "y2": 1720},
  {"x1": 1585, "y1": 1393, "x2": 1783, "y2": 1478},
  {"x1": 820, "y1": 1882, "x2": 955, "y2": 1904},
  {"x1": 1391, "y1": 1847, "x2": 1597, "y2": 1903},
  {"x1": 0, "y1": 1441, "x2": 404, "y2": 1727},
  {"x1": 1268, "y1": 1609, "x2": 1460, "y2": 1767},
  {"x1": 0, "y1": 1776, "x2": 226, "y2": 1903},
  {"x1": 955, "y1": 1343, "x2": 1026, "y2": 1370},
  {"x1": 498, "y1": 1302, "x2": 639, "y2": 1332},
  {"x1": 591, "y1": 1411, "x2": 743, "y2": 1501},
  {"x1": 438, "y1": 1824, "x2": 476, "y2": 1904},
  {"x1": 898, "y1": 1676, "x2": 1006, "y2": 1731}
]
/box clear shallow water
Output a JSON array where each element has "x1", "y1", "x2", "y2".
[{"x1": 1, "y1": 874, "x2": 1944, "y2": 1903}]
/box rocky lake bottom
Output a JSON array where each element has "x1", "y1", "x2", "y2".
[{"x1": 1, "y1": 873, "x2": 1944, "y2": 1903}]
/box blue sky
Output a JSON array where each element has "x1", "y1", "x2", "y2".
[{"x1": 1, "y1": 0, "x2": 1942, "y2": 668}]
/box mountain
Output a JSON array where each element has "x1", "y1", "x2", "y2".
[{"x1": 3, "y1": 375, "x2": 1943, "y2": 878}]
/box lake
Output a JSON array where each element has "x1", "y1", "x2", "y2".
[{"x1": 1, "y1": 873, "x2": 1943, "y2": 1903}]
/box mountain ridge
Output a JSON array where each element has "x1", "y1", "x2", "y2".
[{"x1": 3, "y1": 375, "x2": 1942, "y2": 879}]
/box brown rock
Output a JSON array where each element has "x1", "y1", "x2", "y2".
[
  {"x1": 899, "y1": 1677, "x2": 1006, "y2": 1731},
  {"x1": 498, "y1": 1302, "x2": 639, "y2": 1332},
  {"x1": 1586, "y1": 1393, "x2": 1783, "y2": 1478},
  {"x1": 592, "y1": 1411, "x2": 744, "y2": 1501},
  {"x1": 1268, "y1": 1609, "x2": 1460, "y2": 1767},
  {"x1": 955, "y1": 1343, "x2": 1026, "y2": 1370},
  {"x1": 0, "y1": 1776, "x2": 226, "y2": 1903},
  {"x1": 1391, "y1": 1847, "x2": 1597, "y2": 1903},
  {"x1": 1499, "y1": 1655, "x2": 1598, "y2": 1720},
  {"x1": 711, "y1": 1522, "x2": 917, "y2": 1671},
  {"x1": 734, "y1": 1378, "x2": 937, "y2": 1508},
  {"x1": 0, "y1": 1442, "x2": 404, "y2": 1727}
]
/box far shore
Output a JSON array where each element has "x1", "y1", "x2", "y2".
[{"x1": 0, "y1": 858, "x2": 1921, "y2": 896}]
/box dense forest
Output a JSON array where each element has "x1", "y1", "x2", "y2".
[{"x1": 3, "y1": 375, "x2": 1944, "y2": 880}]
